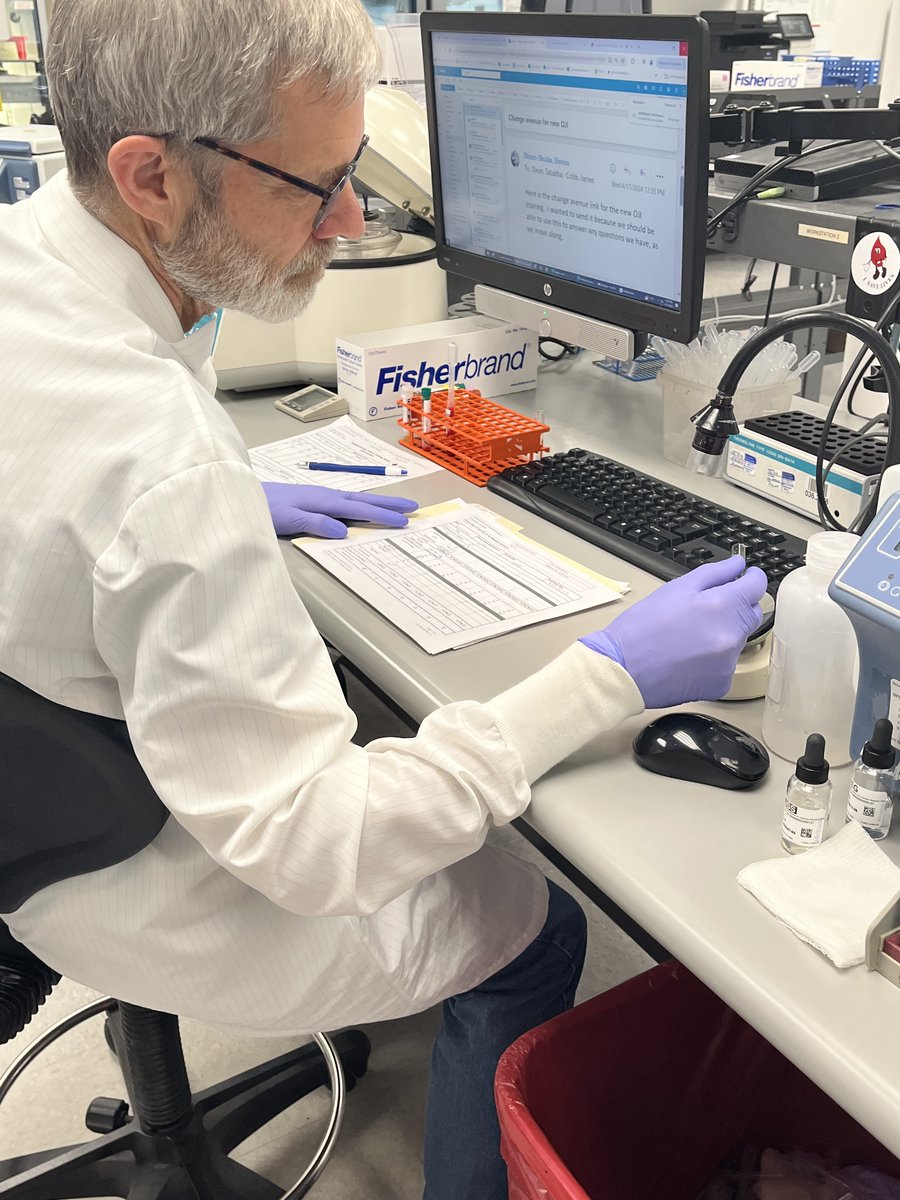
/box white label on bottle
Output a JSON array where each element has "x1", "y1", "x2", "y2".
[
  {"x1": 889, "y1": 680, "x2": 900, "y2": 751},
  {"x1": 847, "y1": 783, "x2": 888, "y2": 829},
  {"x1": 782, "y1": 800, "x2": 827, "y2": 847}
]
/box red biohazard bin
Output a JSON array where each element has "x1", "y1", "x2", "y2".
[{"x1": 494, "y1": 960, "x2": 900, "y2": 1200}]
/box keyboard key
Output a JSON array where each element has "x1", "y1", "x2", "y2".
[
  {"x1": 645, "y1": 527, "x2": 677, "y2": 548},
  {"x1": 673, "y1": 520, "x2": 709, "y2": 539},
  {"x1": 505, "y1": 466, "x2": 539, "y2": 485},
  {"x1": 538, "y1": 485, "x2": 606, "y2": 521}
]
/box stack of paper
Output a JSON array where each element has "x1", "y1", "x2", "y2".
[{"x1": 295, "y1": 501, "x2": 628, "y2": 655}]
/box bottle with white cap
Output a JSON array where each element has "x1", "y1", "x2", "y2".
[{"x1": 761, "y1": 531, "x2": 859, "y2": 766}]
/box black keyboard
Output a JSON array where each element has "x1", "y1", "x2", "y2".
[{"x1": 487, "y1": 448, "x2": 807, "y2": 597}]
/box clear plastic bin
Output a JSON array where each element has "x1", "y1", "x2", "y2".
[
  {"x1": 660, "y1": 371, "x2": 797, "y2": 469},
  {"x1": 494, "y1": 960, "x2": 900, "y2": 1200}
]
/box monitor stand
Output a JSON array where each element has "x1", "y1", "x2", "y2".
[{"x1": 474, "y1": 284, "x2": 642, "y2": 362}]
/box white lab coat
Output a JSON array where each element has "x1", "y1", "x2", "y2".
[{"x1": 0, "y1": 175, "x2": 642, "y2": 1034}]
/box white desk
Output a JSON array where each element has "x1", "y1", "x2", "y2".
[{"x1": 220, "y1": 360, "x2": 900, "y2": 1160}]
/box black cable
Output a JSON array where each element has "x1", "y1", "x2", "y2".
[
  {"x1": 762, "y1": 262, "x2": 779, "y2": 327},
  {"x1": 707, "y1": 157, "x2": 797, "y2": 240},
  {"x1": 824, "y1": 415, "x2": 888, "y2": 517},
  {"x1": 741, "y1": 258, "x2": 758, "y2": 301},
  {"x1": 538, "y1": 337, "x2": 578, "y2": 362},
  {"x1": 707, "y1": 309, "x2": 900, "y2": 536},
  {"x1": 846, "y1": 352, "x2": 875, "y2": 418},
  {"x1": 706, "y1": 140, "x2": 854, "y2": 240},
  {"x1": 814, "y1": 298, "x2": 899, "y2": 531}
]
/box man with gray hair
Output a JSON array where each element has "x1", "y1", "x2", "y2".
[{"x1": 0, "y1": 0, "x2": 765, "y2": 1195}]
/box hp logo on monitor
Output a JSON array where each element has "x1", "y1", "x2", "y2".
[{"x1": 543, "y1": 284, "x2": 552, "y2": 297}]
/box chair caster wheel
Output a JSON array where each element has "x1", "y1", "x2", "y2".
[{"x1": 85, "y1": 1096, "x2": 130, "y2": 1134}]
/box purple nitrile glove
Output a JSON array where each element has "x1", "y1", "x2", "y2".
[
  {"x1": 580, "y1": 557, "x2": 767, "y2": 709},
  {"x1": 261, "y1": 483, "x2": 418, "y2": 539}
]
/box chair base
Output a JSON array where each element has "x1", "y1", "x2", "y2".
[{"x1": 0, "y1": 1028, "x2": 371, "y2": 1200}]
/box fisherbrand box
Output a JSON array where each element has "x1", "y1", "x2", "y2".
[
  {"x1": 335, "y1": 316, "x2": 538, "y2": 421},
  {"x1": 730, "y1": 60, "x2": 823, "y2": 89}
]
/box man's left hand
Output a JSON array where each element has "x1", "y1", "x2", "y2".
[{"x1": 261, "y1": 482, "x2": 418, "y2": 538}]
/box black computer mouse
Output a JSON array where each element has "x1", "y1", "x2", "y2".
[{"x1": 633, "y1": 713, "x2": 769, "y2": 790}]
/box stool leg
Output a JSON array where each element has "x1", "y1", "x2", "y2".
[
  {"x1": 197, "y1": 1029, "x2": 370, "y2": 1155},
  {"x1": 115, "y1": 1006, "x2": 192, "y2": 1134},
  {"x1": 0, "y1": 1147, "x2": 88, "y2": 1184},
  {"x1": 0, "y1": 1127, "x2": 137, "y2": 1199}
]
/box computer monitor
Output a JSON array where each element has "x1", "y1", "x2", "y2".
[
  {"x1": 420, "y1": 13, "x2": 709, "y2": 358},
  {"x1": 395, "y1": 2, "x2": 649, "y2": 12}
]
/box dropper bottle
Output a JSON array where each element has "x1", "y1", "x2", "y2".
[
  {"x1": 781, "y1": 733, "x2": 832, "y2": 854},
  {"x1": 846, "y1": 718, "x2": 896, "y2": 841}
]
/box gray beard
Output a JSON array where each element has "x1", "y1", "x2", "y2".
[{"x1": 152, "y1": 193, "x2": 335, "y2": 324}]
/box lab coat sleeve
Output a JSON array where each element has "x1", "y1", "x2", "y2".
[{"x1": 93, "y1": 460, "x2": 643, "y2": 917}]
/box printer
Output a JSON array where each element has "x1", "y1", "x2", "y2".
[
  {"x1": 701, "y1": 11, "x2": 813, "y2": 74},
  {"x1": 213, "y1": 86, "x2": 448, "y2": 391}
]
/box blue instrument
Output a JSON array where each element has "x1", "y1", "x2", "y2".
[{"x1": 830, "y1": 492, "x2": 900, "y2": 757}]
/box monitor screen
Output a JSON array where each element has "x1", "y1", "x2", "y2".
[{"x1": 421, "y1": 13, "x2": 708, "y2": 343}]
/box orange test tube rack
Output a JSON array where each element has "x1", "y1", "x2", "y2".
[{"x1": 397, "y1": 388, "x2": 550, "y2": 487}]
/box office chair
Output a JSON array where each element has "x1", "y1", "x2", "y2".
[{"x1": 0, "y1": 670, "x2": 371, "y2": 1200}]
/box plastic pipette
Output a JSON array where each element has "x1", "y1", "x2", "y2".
[{"x1": 793, "y1": 351, "x2": 821, "y2": 377}]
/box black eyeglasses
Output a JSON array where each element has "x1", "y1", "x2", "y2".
[{"x1": 193, "y1": 133, "x2": 369, "y2": 230}]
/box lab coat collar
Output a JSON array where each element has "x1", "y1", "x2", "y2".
[{"x1": 29, "y1": 172, "x2": 216, "y2": 377}]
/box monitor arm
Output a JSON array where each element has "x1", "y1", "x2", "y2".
[{"x1": 710, "y1": 100, "x2": 900, "y2": 151}]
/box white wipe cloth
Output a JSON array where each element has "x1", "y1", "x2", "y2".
[{"x1": 738, "y1": 822, "x2": 900, "y2": 968}]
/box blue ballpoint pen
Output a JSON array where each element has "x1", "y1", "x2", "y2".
[{"x1": 297, "y1": 461, "x2": 409, "y2": 476}]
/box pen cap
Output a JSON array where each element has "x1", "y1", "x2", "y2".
[
  {"x1": 861, "y1": 718, "x2": 896, "y2": 770},
  {"x1": 795, "y1": 733, "x2": 830, "y2": 785}
]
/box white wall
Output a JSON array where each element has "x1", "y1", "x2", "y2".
[
  {"x1": 653, "y1": 0, "x2": 744, "y2": 13},
  {"x1": 879, "y1": 0, "x2": 900, "y2": 105},
  {"x1": 823, "y1": 0, "x2": 890, "y2": 59}
]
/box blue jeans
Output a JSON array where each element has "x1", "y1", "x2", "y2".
[{"x1": 423, "y1": 879, "x2": 587, "y2": 1200}]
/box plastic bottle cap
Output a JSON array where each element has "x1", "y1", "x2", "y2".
[
  {"x1": 795, "y1": 732, "x2": 830, "y2": 784},
  {"x1": 804, "y1": 531, "x2": 859, "y2": 573},
  {"x1": 421, "y1": 387, "x2": 432, "y2": 401},
  {"x1": 862, "y1": 718, "x2": 897, "y2": 769}
]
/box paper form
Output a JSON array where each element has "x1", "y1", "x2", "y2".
[
  {"x1": 295, "y1": 503, "x2": 626, "y2": 654},
  {"x1": 418, "y1": 499, "x2": 629, "y2": 593},
  {"x1": 249, "y1": 414, "x2": 440, "y2": 491}
]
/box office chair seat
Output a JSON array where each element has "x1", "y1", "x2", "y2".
[{"x1": 0, "y1": 670, "x2": 371, "y2": 1198}]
